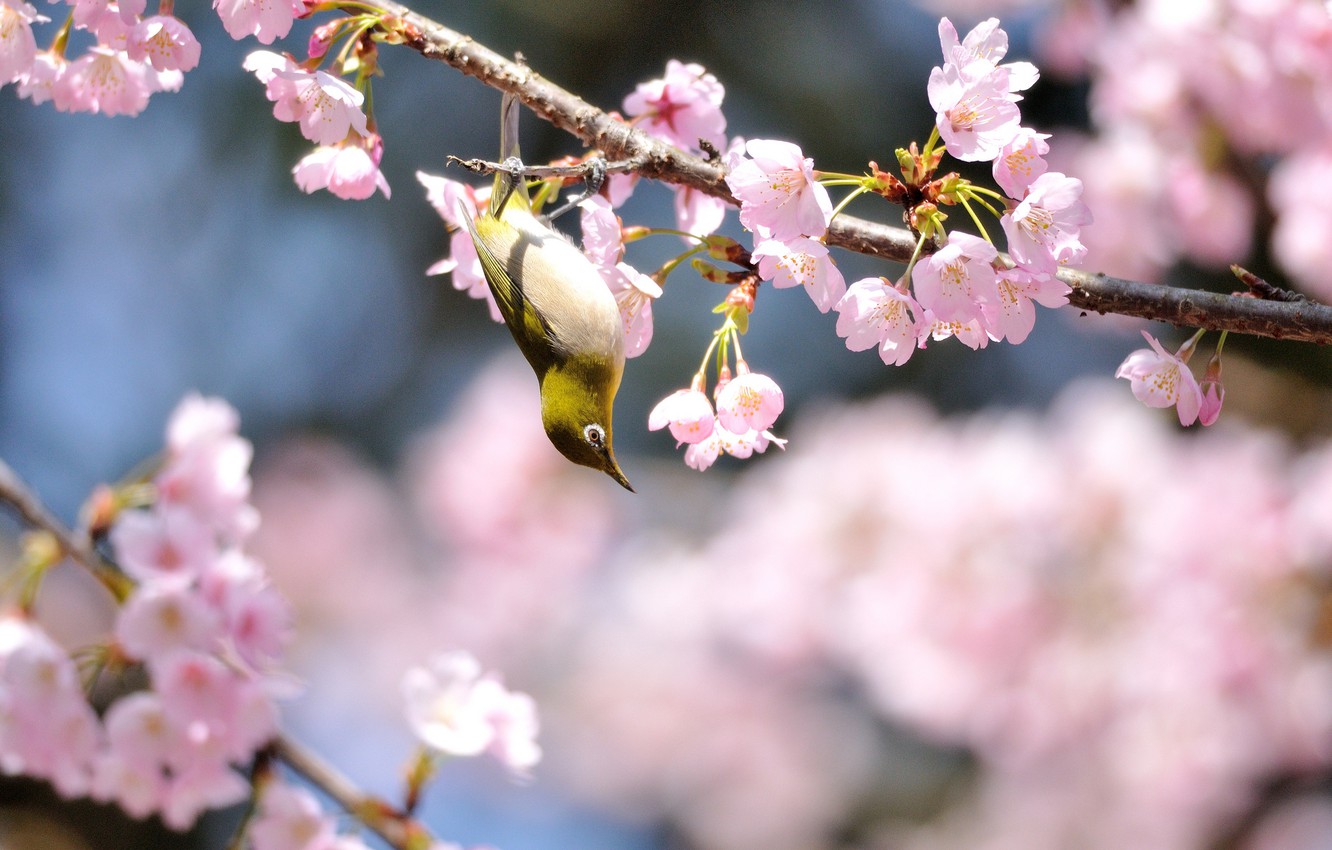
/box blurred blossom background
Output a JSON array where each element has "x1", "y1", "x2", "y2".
[{"x1": 5, "y1": 1, "x2": 1332, "y2": 849}]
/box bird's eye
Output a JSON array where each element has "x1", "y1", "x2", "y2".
[{"x1": 583, "y1": 424, "x2": 605, "y2": 448}]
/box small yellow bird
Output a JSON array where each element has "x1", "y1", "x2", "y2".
[{"x1": 466, "y1": 94, "x2": 633, "y2": 491}]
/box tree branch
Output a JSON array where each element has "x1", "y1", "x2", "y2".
[{"x1": 378, "y1": 1, "x2": 1332, "y2": 346}]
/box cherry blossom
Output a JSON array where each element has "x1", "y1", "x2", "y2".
[
  {"x1": 715, "y1": 365, "x2": 784, "y2": 434},
  {"x1": 127, "y1": 15, "x2": 200, "y2": 73},
  {"x1": 54, "y1": 48, "x2": 155, "y2": 116},
  {"x1": 648, "y1": 385, "x2": 716, "y2": 445},
  {"x1": 1001, "y1": 170, "x2": 1091, "y2": 273},
  {"x1": 292, "y1": 134, "x2": 391, "y2": 201},
  {"x1": 116, "y1": 584, "x2": 222, "y2": 662},
  {"x1": 911, "y1": 231, "x2": 999, "y2": 324},
  {"x1": 15, "y1": 49, "x2": 64, "y2": 104},
  {"x1": 834, "y1": 277, "x2": 922, "y2": 366},
  {"x1": 579, "y1": 197, "x2": 660, "y2": 357},
  {"x1": 0, "y1": 0, "x2": 40, "y2": 85},
  {"x1": 1115, "y1": 330, "x2": 1203, "y2": 426},
  {"x1": 250, "y1": 782, "x2": 373, "y2": 850},
  {"x1": 752, "y1": 236, "x2": 846, "y2": 313},
  {"x1": 993, "y1": 127, "x2": 1050, "y2": 199},
  {"x1": 417, "y1": 171, "x2": 500, "y2": 322},
  {"x1": 214, "y1": 0, "x2": 306, "y2": 45},
  {"x1": 927, "y1": 62, "x2": 1022, "y2": 163},
  {"x1": 726, "y1": 139, "x2": 833, "y2": 241},
  {"x1": 937, "y1": 17, "x2": 1038, "y2": 94},
  {"x1": 981, "y1": 266, "x2": 1069, "y2": 345},
  {"x1": 402, "y1": 651, "x2": 541, "y2": 775},
  {"x1": 245, "y1": 53, "x2": 368, "y2": 146},
  {"x1": 683, "y1": 422, "x2": 786, "y2": 471},
  {"x1": 623, "y1": 59, "x2": 726, "y2": 153}
]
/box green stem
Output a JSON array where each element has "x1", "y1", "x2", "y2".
[
  {"x1": 958, "y1": 197, "x2": 991, "y2": 243},
  {"x1": 828, "y1": 186, "x2": 868, "y2": 224}
]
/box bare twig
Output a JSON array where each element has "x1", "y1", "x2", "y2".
[
  {"x1": 0, "y1": 457, "x2": 130, "y2": 602},
  {"x1": 273, "y1": 736, "x2": 433, "y2": 850},
  {"x1": 377, "y1": 2, "x2": 1332, "y2": 345}
]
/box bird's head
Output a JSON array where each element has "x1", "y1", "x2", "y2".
[{"x1": 539, "y1": 357, "x2": 633, "y2": 492}]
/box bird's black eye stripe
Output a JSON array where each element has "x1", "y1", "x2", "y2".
[{"x1": 584, "y1": 424, "x2": 605, "y2": 447}]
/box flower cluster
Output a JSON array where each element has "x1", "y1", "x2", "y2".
[
  {"x1": 244, "y1": 49, "x2": 388, "y2": 201},
  {"x1": 247, "y1": 369, "x2": 1332, "y2": 850},
  {"x1": 97, "y1": 394, "x2": 289, "y2": 828},
  {"x1": 1, "y1": 0, "x2": 199, "y2": 115},
  {"x1": 0, "y1": 394, "x2": 289, "y2": 830},
  {"x1": 832, "y1": 18, "x2": 1088, "y2": 366},
  {"x1": 1040, "y1": 0, "x2": 1332, "y2": 292}
]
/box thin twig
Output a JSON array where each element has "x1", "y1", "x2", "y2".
[
  {"x1": 446, "y1": 154, "x2": 641, "y2": 180},
  {"x1": 0, "y1": 457, "x2": 129, "y2": 602},
  {"x1": 378, "y1": 2, "x2": 1332, "y2": 345},
  {"x1": 272, "y1": 736, "x2": 433, "y2": 850}
]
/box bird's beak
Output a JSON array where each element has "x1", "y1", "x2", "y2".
[{"x1": 607, "y1": 457, "x2": 635, "y2": 493}]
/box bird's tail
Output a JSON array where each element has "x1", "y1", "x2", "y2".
[{"x1": 489, "y1": 92, "x2": 531, "y2": 218}]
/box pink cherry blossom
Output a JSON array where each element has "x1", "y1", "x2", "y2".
[
  {"x1": 993, "y1": 127, "x2": 1050, "y2": 199},
  {"x1": 715, "y1": 365, "x2": 784, "y2": 434},
  {"x1": 623, "y1": 59, "x2": 726, "y2": 153},
  {"x1": 604, "y1": 263, "x2": 661, "y2": 359},
  {"x1": 278, "y1": 69, "x2": 370, "y2": 144},
  {"x1": 911, "y1": 231, "x2": 999, "y2": 324},
  {"x1": 674, "y1": 185, "x2": 727, "y2": 237},
  {"x1": 91, "y1": 752, "x2": 167, "y2": 819},
  {"x1": 402, "y1": 651, "x2": 541, "y2": 775},
  {"x1": 293, "y1": 134, "x2": 390, "y2": 201},
  {"x1": 248, "y1": 57, "x2": 368, "y2": 146},
  {"x1": 579, "y1": 197, "x2": 661, "y2": 357},
  {"x1": 0, "y1": 0, "x2": 40, "y2": 85},
  {"x1": 417, "y1": 171, "x2": 501, "y2": 322},
  {"x1": 127, "y1": 15, "x2": 200, "y2": 73},
  {"x1": 752, "y1": 236, "x2": 846, "y2": 313},
  {"x1": 648, "y1": 386, "x2": 716, "y2": 445},
  {"x1": 726, "y1": 139, "x2": 833, "y2": 240},
  {"x1": 579, "y1": 194, "x2": 624, "y2": 268},
  {"x1": 110, "y1": 507, "x2": 217, "y2": 587},
  {"x1": 937, "y1": 17, "x2": 1039, "y2": 94},
  {"x1": 0, "y1": 618, "x2": 100, "y2": 798},
  {"x1": 1114, "y1": 330, "x2": 1203, "y2": 426},
  {"x1": 473, "y1": 679, "x2": 541, "y2": 775},
  {"x1": 1001, "y1": 170, "x2": 1091, "y2": 274},
  {"x1": 683, "y1": 422, "x2": 786, "y2": 471},
  {"x1": 981, "y1": 266, "x2": 1069, "y2": 344},
  {"x1": 835, "y1": 277, "x2": 922, "y2": 366},
  {"x1": 166, "y1": 393, "x2": 240, "y2": 452},
  {"x1": 918, "y1": 308, "x2": 991, "y2": 351},
  {"x1": 157, "y1": 393, "x2": 257, "y2": 540},
  {"x1": 249, "y1": 782, "x2": 339, "y2": 850},
  {"x1": 54, "y1": 48, "x2": 155, "y2": 116},
  {"x1": 15, "y1": 50, "x2": 65, "y2": 104},
  {"x1": 214, "y1": 0, "x2": 305, "y2": 45},
  {"x1": 928, "y1": 62, "x2": 1023, "y2": 163},
  {"x1": 159, "y1": 761, "x2": 250, "y2": 831},
  {"x1": 116, "y1": 585, "x2": 222, "y2": 662},
  {"x1": 102, "y1": 692, "x2": 173, "y2": 769}
]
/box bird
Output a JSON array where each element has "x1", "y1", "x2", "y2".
[{"x1": 465, "y1": 93, "x2": 633, "y2": 491}]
